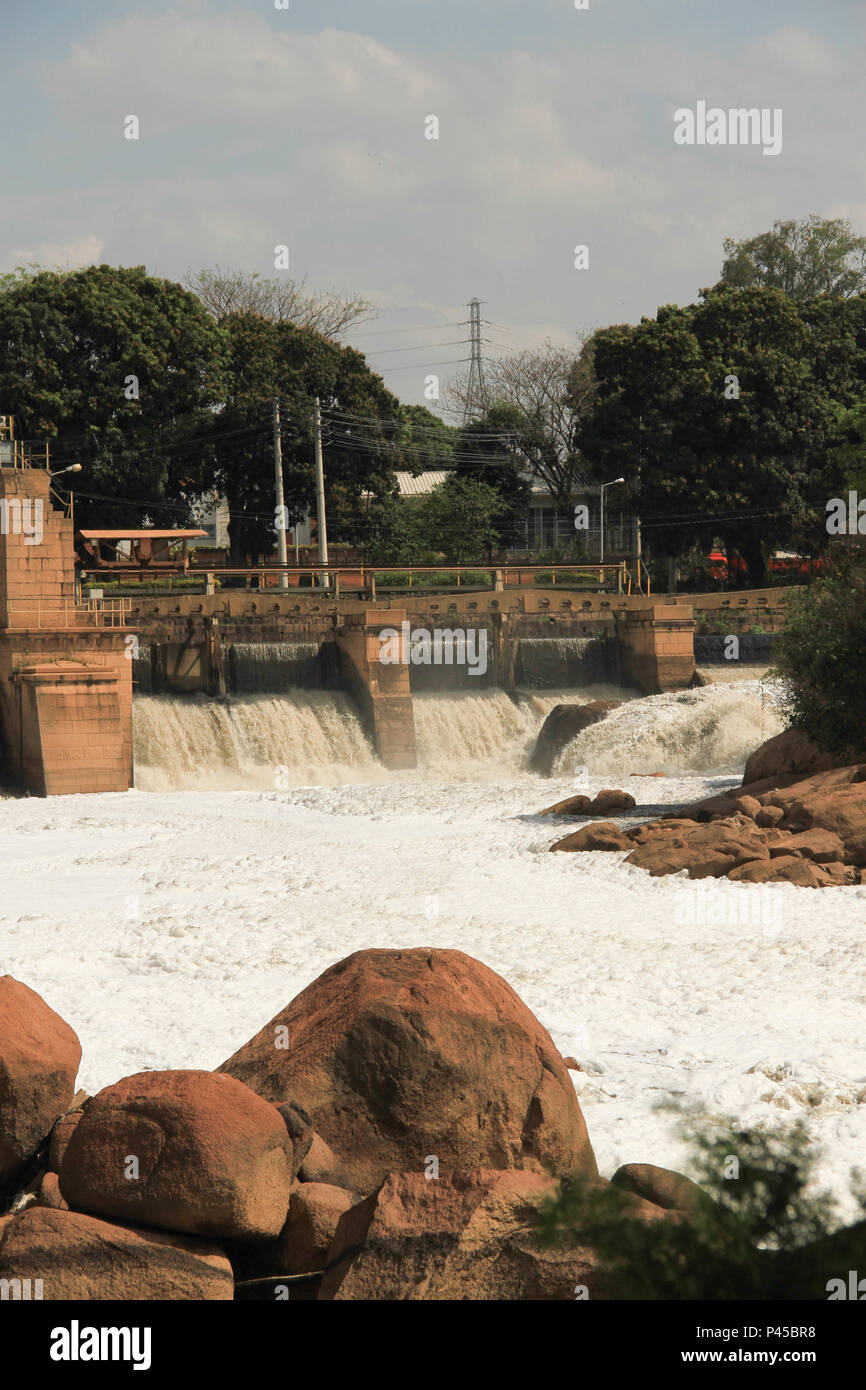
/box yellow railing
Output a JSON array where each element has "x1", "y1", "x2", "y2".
[{"x1": 3, "y1": 597, "x2": 132, "y2": 629}]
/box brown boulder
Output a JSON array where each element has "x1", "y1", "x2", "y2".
[
  {"x1": 49, "y1": 1109, "x2": 85, "y2": 1173},
  {"x1": 624, "y1": 820, "x2": 770, "y2": 879},
  {"x1": 756, "y1": 804, "x2": 785, "y2": 828},
  {"x1": 743, "y1": 729, "x2": 845, "y2": 785},
  {"x1": 233, "y1": 1182, "x2": 355, "y2": 1284},
  {"x1": 320, "y1": 1169, "x2": 670, "y2": 1300},
  {"x1": 219, "y1": 948, "x2": 596, "y2": 1193},
  {"x1": 611, "y1": 1163, "x2": 707, "y2": 1214},
  {"x1": 768, "y1": 829, "x2": 844, "y2": 863},
  {"x1": 530, "y1": 701, "x2": 620, "y2": 775},
  {"x1": 0, "y1": 978, "x2": 82, "y2": 1187},
  {"x1": 319, "y1": 1169, "x2": 593, "y2": 1300},
  {"x1": 0, "y1": 1206, "x2": 232, "y2": 1300},
  {"x1": 590, "y1": 789, "x2": 636, "y2": 815},
  {"x1": 36, "y1": 1171, "x2": 68, "y2": 1211},
  {"x1": 733, "y1": 795, "x2": 762, "y2": 819},
  {"x1": 59, "y1": 1070, "x2": 293, "y2": 1240},
  {"x1": 550, "y1": 822, "x2": 632, "y2": 853},
  {"x1": 727, "y1": 856, "x2": 835, "y2": 887},
  {"x1": 538, "y1": 794, "x2": 593, "y2": 817}
]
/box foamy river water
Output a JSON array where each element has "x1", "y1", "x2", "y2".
[{"x1": 2, "y1": 678, "x2": 865, "y2": 1218}]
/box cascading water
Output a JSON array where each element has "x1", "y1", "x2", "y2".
[
  {"x1": 228, "y1": 641, "x2": 322, "y2": 693},
  {"x1": 133, "y1": 691, "x2": 378, "y2": 791},
  {"x1": 516, "y1": 636, "x2": 612, "y2": 687},
  {"x1": 553, "y1": 677, "x2": 785, "y2": 777}
]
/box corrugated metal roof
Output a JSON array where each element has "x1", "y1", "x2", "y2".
[{"x1": 394, "y1": 471, "x2": 449, "y2": 497}]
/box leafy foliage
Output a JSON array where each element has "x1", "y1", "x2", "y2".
[
  {"x1": 0, "y1": 264, "x2": 226, "y2": 527},
  {"x1": 721, "y1": 216, "x2": 866, "y2": 300},
  {"x1": 579, "y1": 285, "x2": 866, "y2": 584},
  {"x1": 536, "y1": 1108, "x2": 866, "y2": 1300},
  {"x1": 774, "y1": 553, "x2": 866, "y2": 757}
]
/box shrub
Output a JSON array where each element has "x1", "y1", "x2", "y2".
[
  {"x1": 535, "y1": 1107, "x2": 866, "y2": 1300},
  {"x1": 774, "y1": 552, "x2": 866, "y2": 757}
]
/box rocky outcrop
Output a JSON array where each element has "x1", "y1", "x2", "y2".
[
  {"x1": 0, "y1": 1206, "x2": 233, "y2": 1300},
  {"x1": 540, "y1": 789, "x2": 636, "y2": 818},
  {"x1": 58, "y1": 1070, "x2": 294, "y2": 1240},
  {"x1": 549, "y1": 760, "x2": 866, "y2": 887},
  {"x1": 319, "y1": 1168, "x2": 675, "y2": 1301},
  {"x1": 530, "y1": 701, "x2": 621, "y2": 775},
  {"x1": 742, "y1": 729, "x2": 846, "y2": 785},
  {"x1": 0, "y1": 978, "x2": 81, "y2": 1189},
  {"x1": 219, "y1": 948, "x2": 596, "y2": 1192},
  {"x1": 611, "y1": 1163, "x2": 708, "y2": 1214}
]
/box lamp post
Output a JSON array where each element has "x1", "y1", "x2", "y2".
[{"x1": 599, "y1": 477, "x2": 625, "y2": 564}]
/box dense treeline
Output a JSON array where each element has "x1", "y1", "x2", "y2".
[{"x1": 1, "y1": 216, "x2": 865, "y2": 576}]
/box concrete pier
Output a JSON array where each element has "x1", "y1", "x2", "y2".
[{"x1": 0, "y1": 465, "x2": 134, "y2": 794}]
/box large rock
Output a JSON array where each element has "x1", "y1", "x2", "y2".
[
  {"x1": 232, "y1": 1182, "x2": 355, "y2": 1284},
  {"x1": 320, "y1": 1169, "x2": 668, "y2": 1300},
  {"x1": 530, "y1": 701, "x2": 620, "y2": 775},
  {"x1": 611, "y1": 1163, "x2": 707, "y2": 1214},
  {"x1": 59, "y1": 1070, "x2": 293, "y2": 1240},
  {"x1": 624, "y1": 819, "x2": 771, "y2": 879},
  {"x1": 219, "y1": 948, "x2": 596, "y2": 1193},
  {"x1": 550, "y1": 822, "x2": 633, "y2": 853},
  {"x1": 0, "y1": 1206, "x2": 232, "y2": 1300},
  {"x1": 743, "y1": 729, "x2": 845, "y2": 785},
  {"x1": 0, "y1": 978, "x2": 81, "y2": 1188}
]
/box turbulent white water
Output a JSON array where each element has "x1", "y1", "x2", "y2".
[
  {"x1": 555, "y1": 678, "x2": 785, "y2": 777},
  {"x1": 132, "y1": 676, "x2": 781, "y2": 789},
  {"x1": 133, "y1": 692, "x2": 379, "y2": 790}
]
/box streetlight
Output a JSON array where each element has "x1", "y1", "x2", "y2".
[
  {"x1": 599, "y1": 477, "x2": 625, "y2": 564},
  {"x1": 49, "y1": 463, "x2": 82, "y2": 478}
]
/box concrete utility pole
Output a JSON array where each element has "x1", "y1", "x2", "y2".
[
  {"x1": 599, "y1": 477, "x2": 625, "y2": 564},
  {"x1": 313, "y1": 396, "x2": 329, "y2": 589},
  {"x1": 273, "y1": 398, "x2": 289, "y2": 592}
]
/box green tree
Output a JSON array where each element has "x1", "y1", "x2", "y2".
[
  {"x1": 0, "y1": 264, "x2": 226, "y2": 527},
  {"x1": 447, "y1": 340, "x2": 594, "y2": 516},
  {"x1": 829, "y1": 401, "x2": 866, "y2": 492},
  {"x1": 721, "y1": 216, "x2": 866, "y2": 300},
  {"x1": 415, "y1": 474, "x2": 501, "y2": 563},
  {"x1": 453, "y1": 403, "x2": 532, "y2": 547},
  {"x1": 216, "y1": 312, "x2": 402, "y2": 560},
  {"x1": 537, "y1": 1108, "x2": 866, "y2": 1300},
  {"x1": 775, "y1": 552, "x2": 866, "y2": 758},
  {"x1": 580, "y1": 286, "x2": 846, "y2": 585}
]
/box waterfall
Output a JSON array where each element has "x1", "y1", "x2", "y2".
[
  {"x1": 228, "y1": 641, "x2": 322, "y2": 693},
  {"x1": 517, "y1": 635, "x2": 612, "y2": 687},
  {"x1": 133, "y1": 692, "x2": 377, "y2": 790},
  {"x1": 553, "y1": 678, "x2": 785, "y2": 777}
]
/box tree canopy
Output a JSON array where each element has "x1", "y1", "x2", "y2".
[
  {"x1": 721, "y1": 216, "x2": 866, "y2": 300},
  {"x1": 0, "y1": 264, "x2": 226, "y2": 527}
]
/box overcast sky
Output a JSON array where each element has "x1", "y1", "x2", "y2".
[{"x1": 2, "y1": 0, "x2": 864, "y2": 409}]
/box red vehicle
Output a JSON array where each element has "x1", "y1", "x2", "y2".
[{"x1": 707, "y1": 550, "x2": 823, "y2": 582}]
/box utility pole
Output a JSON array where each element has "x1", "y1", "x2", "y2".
[
  {"x1": 463, "y1": 297, "x2": 486, "y2": 425},
  {"x1": 313, "y1": 396, "x2": 329, "y2": 589},
  {"x1": 273, "y1": 398, "x2": 288, "y2": 592}
]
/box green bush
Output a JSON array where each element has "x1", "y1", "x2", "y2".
[
  {"x1": 536, "y1": 1106, "x2": 866, "y2": 1300},
  {"x1": 774, "y1": 553, "x2": 866, "y2": 757}
]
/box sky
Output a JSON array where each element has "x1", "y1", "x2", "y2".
[{"x1": 1, "y1": 0, "x2": 864, "y2": 409}]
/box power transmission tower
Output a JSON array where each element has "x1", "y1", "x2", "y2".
[{"x1": 463, "y1": 297, "x2": 486, "y2": 425}]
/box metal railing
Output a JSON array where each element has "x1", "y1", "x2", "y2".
[
  {"x1": 3, "y1": 596, "x2": 132, "y2": 629},
  {"x1": 79, "y1": 561, "x2": 630, "y2": 596}
]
